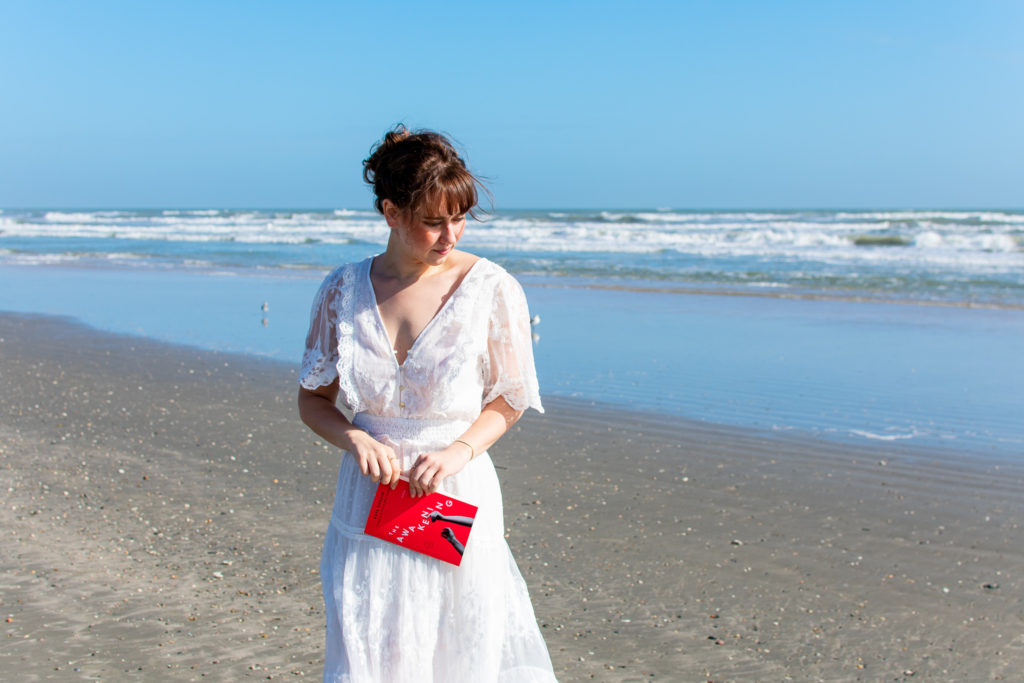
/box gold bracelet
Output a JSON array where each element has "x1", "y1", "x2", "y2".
[{"x1": 453, "y1": 439, "x2": 475, "y2": 459}]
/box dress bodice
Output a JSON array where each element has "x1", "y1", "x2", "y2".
[{"x1": 300, "y1": 256, "x2": 543, "y2": 423}]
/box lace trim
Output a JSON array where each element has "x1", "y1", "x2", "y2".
[
  {"x1": 483, "y1": 376, "x2": 539, "y2": 413},
  {"x1": 298, "y1": 266, "x2": 345, "y2": 390},
  {"x1": 335, "y1": 260, "x2": 362, "y2": 413},
  {"x1": 482, "y1": 268, "x2": 544, "y2": 414},
  {"x1": 298, "y1": 353, "x2": 335, "y2": 390}
]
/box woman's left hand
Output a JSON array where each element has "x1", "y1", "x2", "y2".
[{"x1": 407, "y1": 443, "x2": 474, "y2": 497}]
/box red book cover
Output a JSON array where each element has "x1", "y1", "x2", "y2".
[{"x1": 363, "y1": 479, "x2": 478, "y2": 566}]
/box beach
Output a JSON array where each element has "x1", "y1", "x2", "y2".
[
  {"x1": 3, "y1": 311, "x2": 1023, "y2": 681},
  {"x1": 6, "y1": 0, "x2": 1024, "y2": 677},
  {"x1": 2, "y1": 208, "x2": 1023, "y2": 680}
]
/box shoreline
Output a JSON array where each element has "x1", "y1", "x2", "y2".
[
  {"x1": 521, "y1": 279, "x2": 1024, "y2": 311},
  {"x1": 3, "y1": 312, "x2": 1024, "y2": 680},
  {"x1": 5, "y1": 259, "x2": 1024, "y2": 311},
  {"x1": 2, "y1": 299, "x2": 1020, "y2": 462},
  {"x1": 4, "y1": 264, "x2": 1024, "y2": 459}
]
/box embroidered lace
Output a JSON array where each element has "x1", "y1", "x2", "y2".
[{"x1": 299, "y1": 257, "x2": 554, "y2": 682}]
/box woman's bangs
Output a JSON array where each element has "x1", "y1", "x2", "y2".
[{"x1": 420, "y1": 171, "x2": 478, "y2": 218}]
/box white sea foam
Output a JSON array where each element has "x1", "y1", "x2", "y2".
[
  {"x1": 4, "y1": 252, "x2": 83, "y2": 265},
  {"x1": 849, "y1": 428, "x2": 920, "y2": 442},
  {"x1": 835, "y1": 210, "x2": 1024, "y2": 224},
  {"x1": 42, "y1": 211, "x2": 106, "y2": 223},
  {"x1": 3, "y1": 209, "x2": 1022, "y2": 304}
]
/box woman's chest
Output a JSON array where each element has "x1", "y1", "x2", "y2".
[
  {"x1": 372, "y1": 280, "x2": 457, "y2": 365},
  {"x1": 348, "y1": 281, "x2": 492, "y2": 414}
]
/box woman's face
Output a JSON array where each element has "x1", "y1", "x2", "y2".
[{"x1": 383, "y1": 198, "x2": 467, "y2": 267}]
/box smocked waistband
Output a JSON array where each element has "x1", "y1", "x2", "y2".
[{"x1": 352, "y1": 413, "x2": 472, "y2": 443}]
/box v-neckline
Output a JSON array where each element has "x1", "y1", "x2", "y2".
[{"x1": 366, "y1": 256, "x2": 484, "y2": 367}]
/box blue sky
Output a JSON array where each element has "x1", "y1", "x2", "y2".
[{"x1": 2, "y1": 1, "x2": 1022, "y2": 209}]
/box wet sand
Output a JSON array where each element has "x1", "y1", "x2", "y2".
[{"x1": 2, "y1": 312, "x2": 1023, "y2": 681}]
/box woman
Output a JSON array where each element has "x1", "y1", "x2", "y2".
[{"x1": 298, "y1": 126, "x2": 557, "y2": 682}]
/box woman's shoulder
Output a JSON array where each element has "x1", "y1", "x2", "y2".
[
  {"x1": 459, "y1": 255, "x2": 530, "y2": 313},
  {"x1": 461, "y1": 253, "x2": 514, "y2": 285},
  {"x1": 321, "y1": 256, "x2": 372, "y2": 285},
  {"x1": 313, "y1": 257, "x2": 372, "y2": 303},
  {"x1": 475, "y1": 257, "x2": 525, "y2": 294}
]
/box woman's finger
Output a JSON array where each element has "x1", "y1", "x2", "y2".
[
  {"x1": 411, "y1": 464, "x2": 431, "y2": 497},
  {"x1": 407, "y1": 457, "x2": 424, "y2": 494},
  {"x1": 422, "y1": 466, "x2": 441, "y2": 494}
]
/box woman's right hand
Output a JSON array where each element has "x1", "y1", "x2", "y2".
[
  {"x1": 298, "y1": 385, "x2": 402, "y2": 489},
  {"x1": 346, "y1": 430, "x2": 403, "y2": 489}
]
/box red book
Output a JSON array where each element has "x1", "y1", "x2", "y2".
[{"x1": 363, "y1": 479, "x2": 478, "y2": 566}]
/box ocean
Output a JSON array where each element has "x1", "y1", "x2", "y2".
[
  {"x1": 2, "y1": 208, "x2": 1023, "y2": 306},
  {"x1": 1, "y1": 208, "x2": 1022, "y2": 457}
]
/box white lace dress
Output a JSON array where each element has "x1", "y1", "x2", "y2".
[{"x1": 300, "y1": 256, "x2": 557, "y2": 683}]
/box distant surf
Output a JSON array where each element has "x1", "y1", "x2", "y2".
[{"x1": 2, "y1": 208, "x2": 1022, "y2": 307}]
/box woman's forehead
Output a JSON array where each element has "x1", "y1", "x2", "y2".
[{"x1": 417, "y1": 192, "x2": 468, "y2": 218}]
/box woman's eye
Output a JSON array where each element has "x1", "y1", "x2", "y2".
[{"x1": 421, "y1": 216, "x2": 462, "y2": 228}]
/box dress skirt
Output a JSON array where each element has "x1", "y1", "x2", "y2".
[{"x1": 320, "y1": 414, "x2": 557, "y2": 683}]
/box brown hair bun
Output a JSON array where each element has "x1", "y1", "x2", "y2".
[{"x1": 362, "y1": 125, "x2": 487, "y2": 218}]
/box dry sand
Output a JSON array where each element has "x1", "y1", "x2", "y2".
[{"x1": 2, "y1": 312, "x2": 1023, "y2": 681}]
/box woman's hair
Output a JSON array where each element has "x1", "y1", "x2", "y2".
[{"x1": 362, "y1": 125, "x2": 488, "y2": 218}]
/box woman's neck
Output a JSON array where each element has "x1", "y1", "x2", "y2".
[{"x1": 373, "y1": 247, "x2": 449, "y2": 285}]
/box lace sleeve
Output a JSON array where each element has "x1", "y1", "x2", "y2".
[
  {"x1": 298, "y1": 267, "x2": 345, "y2": 390},
  {"x1": 482, "y1": 272, "x2": 544, "y2": 413}
]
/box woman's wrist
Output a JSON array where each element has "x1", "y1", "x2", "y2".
[
  {"x1": 338, "y1": 424, "x2": 372, "y2": 452},
  {"x1": 451, "y1": 439, "x2": 475, "y2": 461}
]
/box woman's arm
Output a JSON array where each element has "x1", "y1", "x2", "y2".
[
  {"x1": 406, "y1": 395, "x2": 523, "y2": 497},
  {"x1": 297, "y1": 380, "x2": 402, "y2": 488}
]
